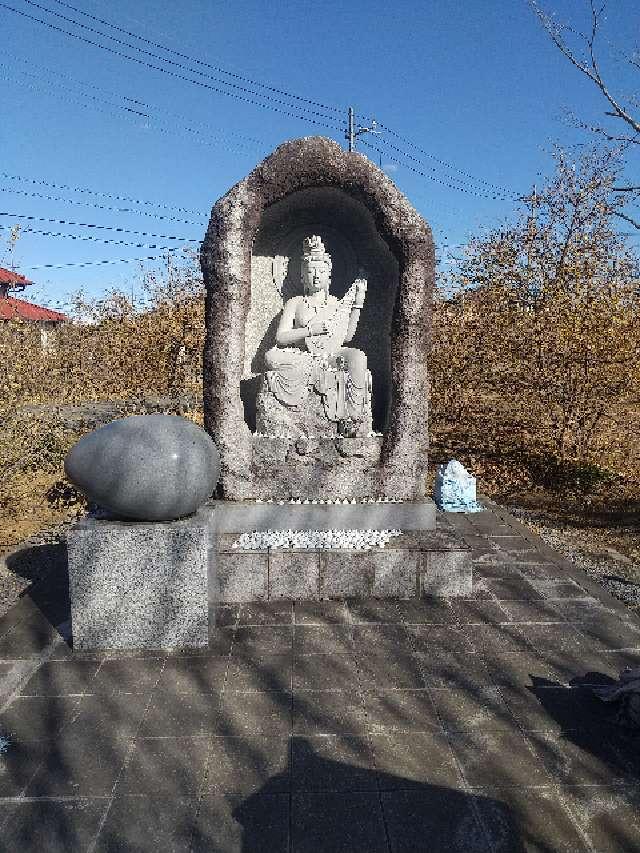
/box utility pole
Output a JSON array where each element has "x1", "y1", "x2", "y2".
[
  {"x1": 347, "y1": 106, "x2": 355, "y2": 152},
  {"x1": 345, "y1": 106, "x2": 380, "y2": 152}
]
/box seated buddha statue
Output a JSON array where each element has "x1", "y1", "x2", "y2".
[{"x1": 261, "y1": 235, "x2": 372, "y2": 437}]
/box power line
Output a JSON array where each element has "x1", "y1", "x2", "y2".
[
  {"x1": 0, "y1": 186, "x2": 205, "y2": 226},
  {"x1": 48, "y1": 0, "x2": 342, "y2": 115},
  {"x1": 375, "y1": 138, "x2": 515, "y2": 200},
  {"x1": 377, "y1": 122, "x2": 521, "y2": 199},
  {"x1": 4, "y1": 80, "x2": 513, "y2": 218},
  {"x1": 3, "y1": 1, "x2": 529, "y2": 218},
  {"x1": 20, "y1": 0, "x2": 337, "y2": 121},
  {"x1": 1, "y1": 53, "x2": 266, "y2": 148},
  {"x1": 375, "y1": 135, "x2": 520, "y2": 202},
  {"x1": 0, "y1": 222, "x2": 193, "y2": 249},
  {"x1": 360, "y1": 140, "x2": 521, "y2": 202},
  {"x1": 0, "y1": 67, "x2": 264, "y2": 161},
  {"x1": 343, "y1": 106, "x2": 523, "y2": 202},
  {"x1": 11, "y1": 51, "x2": 149, "y2": 106},
  {"x1": 4, "y1": 3, "x2": 524, "y2": 204},
  {"x1": 0, "y1": 211, "x2": 200, "y2": 241},
  {"x1": 26, "y1": 247, "x2": 189, "y2": 270},
  {"x1": 2, "y1": 1, "x2": 342, "y2": 130},
  {"x1": 0, "y1": 62, "x2": 150, "y2": 117},
  {"x1": 1, "y1": 172, "x2": 208, "y2": 218}
]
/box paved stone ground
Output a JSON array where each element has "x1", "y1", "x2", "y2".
[{"x1": 0, "y1": 500, "x2": 639, "y2": 852}]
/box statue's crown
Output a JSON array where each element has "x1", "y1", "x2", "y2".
[{"x1": 302, "y1": 235, "x2": 330, "y2": 266}]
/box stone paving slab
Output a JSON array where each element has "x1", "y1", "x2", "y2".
[{"x1": 0, "y1": 503, "x2": 639, "y2": 850}]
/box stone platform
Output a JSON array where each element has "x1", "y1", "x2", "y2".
[
  {"x1": 209, "y1": 498, "x2": 470, "y2": 603},
  {"x1": 65, "y1": 500, "x2": 469, "y2": 648},
  {"x1": 1, "y1": 500, "x2": 640, "y2": 851},
  {"x1": 215, "y1": 529, "x2": 471, "y2": 603}
]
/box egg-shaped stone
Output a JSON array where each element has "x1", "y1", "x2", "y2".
[{"x1": 64, "y1": 414, "x2": 220, "y2": 521}]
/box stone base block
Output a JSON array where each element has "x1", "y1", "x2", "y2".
[
  {"x1": 270, "y1": 551, "x2": 321, "y2": 599},
  {"x1": 215, "y1": 529, "x2": 471, "y2": 602},
  {"x1": 209, "y1": 499, "x2": 437, "y2": 533},
  {"x1": 319, "y1": 550, "x2": 421, "y2": 598},
  {"x1": 67, "y1": 511, "x2": 210, "y2": 650},
  {"x1": 214, "y1": 550, "x2": 268, "y2": 602},
  {"x1": 219, "y1": 451, "x2": 430, "y2": 503}
]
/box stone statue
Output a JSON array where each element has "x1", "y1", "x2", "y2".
[{"x1": 257, "y1": 236, "x2": 373, "y2": 438}]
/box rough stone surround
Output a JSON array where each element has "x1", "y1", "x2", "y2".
[{"x1": 201, "y1": 136, "x2": 434, "y2": 501}]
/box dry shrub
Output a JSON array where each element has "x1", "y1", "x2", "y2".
[
  {"x1": 430, "y1": 147, "x2": 640, "y2": 503},
  {"x1": 0, "y1": 259, "x2": 205, "y2": 548}
]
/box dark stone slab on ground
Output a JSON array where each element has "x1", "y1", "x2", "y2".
[{"x1": 0, "y1": 502, "x2": 638, "y2": 851}]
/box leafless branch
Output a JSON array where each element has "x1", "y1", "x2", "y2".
[
  {"x1": 613, "y1": 210, "x2": 640, "y2": 230},
  {"x1": 529, "y1": 0, "x2": 640, "y2": 138},
  {"x1": 572, "y1": 113, "x2": 640, "y2": 144}
]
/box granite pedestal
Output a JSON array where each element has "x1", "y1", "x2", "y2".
[
  {"x1": 66, "y1": 501, "x2": 471, "y2": 648},
  {"x1": 67, "y1": 510, "x2": 210, "y2": 650},
  {"x1": 207, "y1": 500, "x2": 472, "y2": 603},
  {"x1": 214, "y1": 528, "x2": 471, "y2": 602}
]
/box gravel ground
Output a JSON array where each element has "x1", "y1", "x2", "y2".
[{"x1": 507, "y1": 504, "x2": 640, "y2": 612}]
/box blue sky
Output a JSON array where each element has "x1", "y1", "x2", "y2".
[{"x1": 1, "y1": 0, "x2": 638, "y2": 307}]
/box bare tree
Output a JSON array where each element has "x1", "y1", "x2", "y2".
[
  {"x1": 530, "y1": 1, "x2": 640, "y2": 142},
  {"x1": 432, "y1": 145, "x2": 640, "y2": 470},
  {"x1": 0, "y1": 224, "x2": 21, "y2": 270},
  {"x1": 531, "y1": 1, "x2": 640, "y2": 227}
]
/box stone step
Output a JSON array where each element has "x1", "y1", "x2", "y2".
[
  {"x1": 214, "y1": 529, "x2": 471, "y2": 602},
  {"x1": 207, "y1": 499, "x2": 437, "y2": 533}
]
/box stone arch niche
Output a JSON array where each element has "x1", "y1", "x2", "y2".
[
  {"x1": 246, "y1": 188, "x2": 398, "y2": 434},
  {"x1": 201, "y1": 136, "x2": 434, "y2": 501}
]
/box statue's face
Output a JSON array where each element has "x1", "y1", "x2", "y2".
[{"x1": 301, "y1": 258, "x2": 331, "y2": 294}]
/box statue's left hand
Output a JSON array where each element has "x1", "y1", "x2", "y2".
[{"x1": 354, "y1": 278, "x2": 367, "y2": 305}]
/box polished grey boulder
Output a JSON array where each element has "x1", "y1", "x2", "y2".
[{"x1": 64, "y1": 414, "x2": 220, "y2": 521}]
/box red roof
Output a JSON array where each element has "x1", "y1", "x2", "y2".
[
  {"x1": 0, "y1": 267, "x2": 33, "y2": 286},
  {"x1": 0, "y1": 296, "x2": 68, "y2": 322}
]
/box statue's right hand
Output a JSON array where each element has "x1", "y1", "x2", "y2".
[
  {"x1": 308, "y1": 320, "x2": 328, "y2": 336},
  {"x1": 354, "y1": 278, "x2": 368, "y2": 303}
]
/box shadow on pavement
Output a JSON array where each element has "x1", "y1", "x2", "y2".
[
  {"x1": 527, "y1": 674, "x2": 639, "y2": 781},
  {"x1": 222, "y1": 739, "x2": 524, "y2": 853},
  {"x1": 6, "y1": 542, "x2": 71, "y2": 633}
]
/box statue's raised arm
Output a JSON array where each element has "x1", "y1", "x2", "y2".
[{"x1": 343, "y1": 277, "x2": 367, "y2": 344}]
